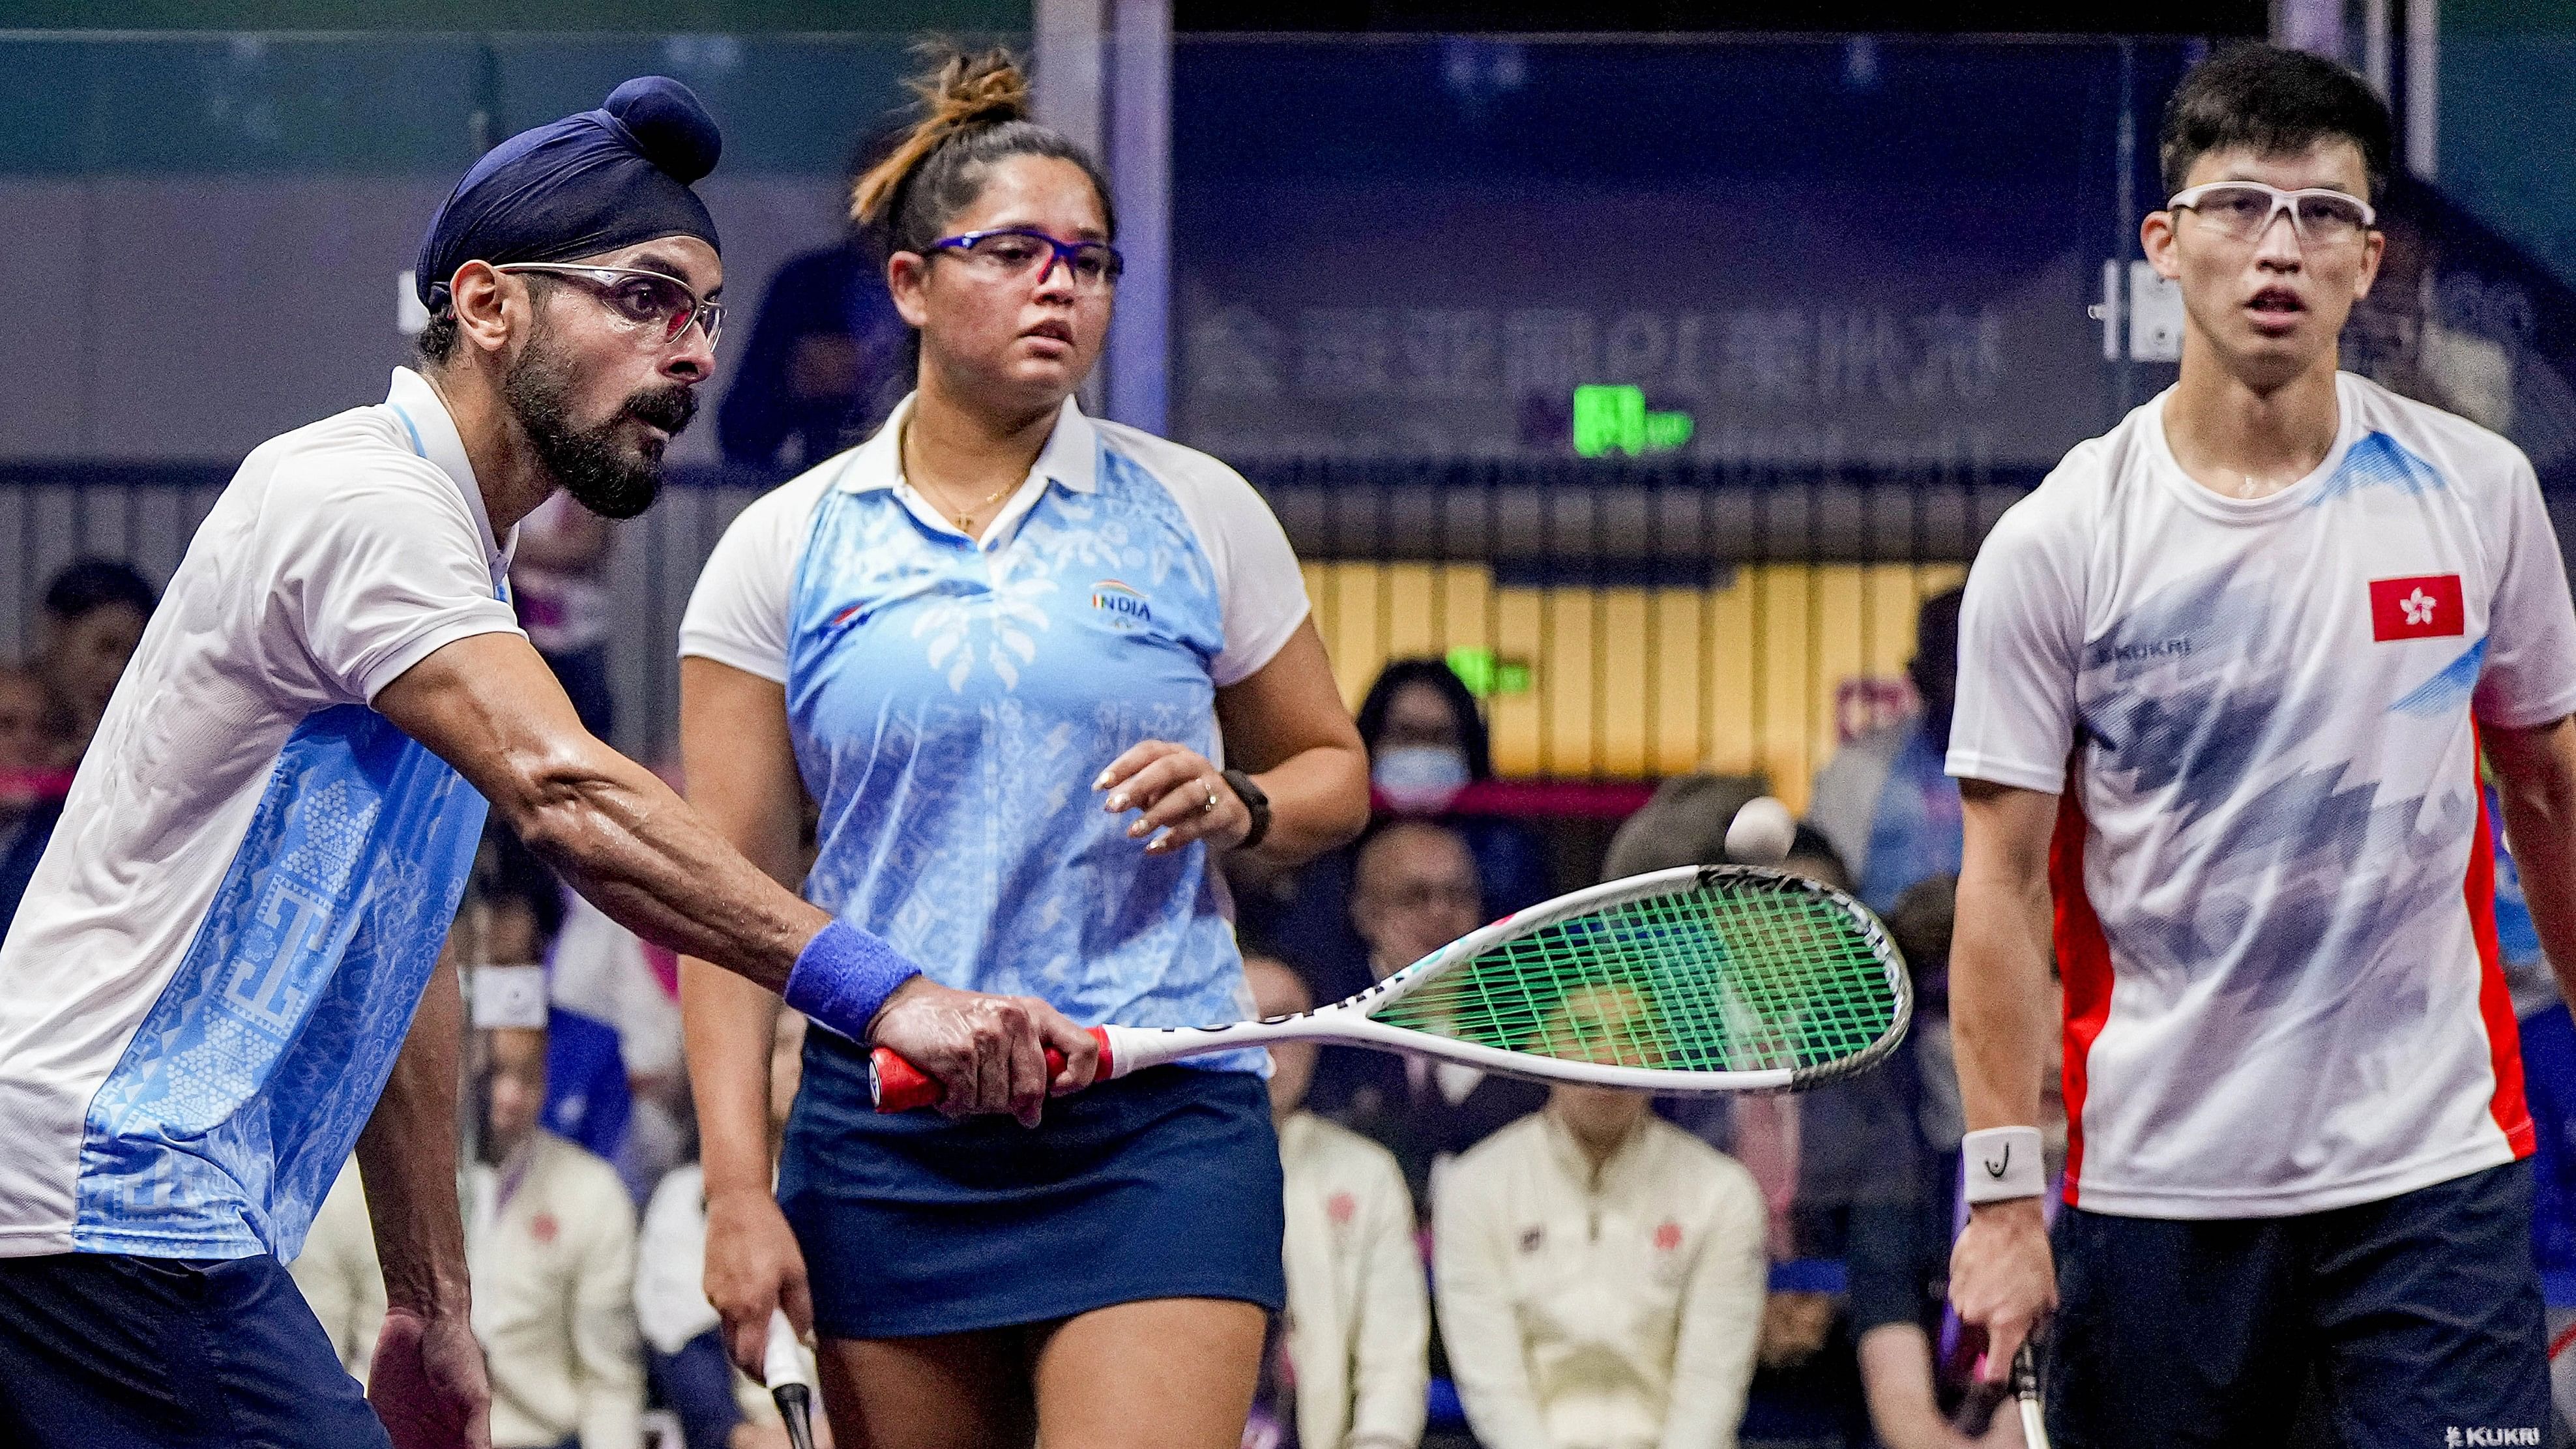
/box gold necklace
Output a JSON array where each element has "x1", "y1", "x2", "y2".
[{"x1": 913, "y1": 475, "x2": 1017, "y2": 531}]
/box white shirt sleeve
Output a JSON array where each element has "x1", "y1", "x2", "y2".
[
  {"x1": 677, "y1": 474, "x2": 829, "y2": 685},
  {"x1": 263, "y1": 457, "x2": 523, "y2": 705},
  {"x1": 1946, "y1": 483, "x2": 2090, "y2": 794},
  {"x1": 2473, "y1": 452, "x2": 2576, "y2": 729},
  {"x1": 1348, "y1": 1149, "x2": 1431, "y2": 1449},
  {"x1": 1104, "y1": 426, "x2": 1311, "y2": 686}
]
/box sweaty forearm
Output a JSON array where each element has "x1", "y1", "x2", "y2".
[
  {"x1": 358, "y1": 954, "x2": 472, "y2": 1315},
  {"x1": 501, "y1": 754, "x2": 828, "y2": 995}
]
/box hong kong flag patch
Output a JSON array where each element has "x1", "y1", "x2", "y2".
[{"x1": 2369, "y1": 574, "x2": 2465, "y2": 641}]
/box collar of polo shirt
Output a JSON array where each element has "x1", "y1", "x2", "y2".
[{"x1": 836, "y1": 394, "x2": 1101, "y2": 500}]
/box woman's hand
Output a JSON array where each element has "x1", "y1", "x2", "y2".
[
  {"x1": 705, "y1": 1185, "x2": 815, "y2": 1381},
  {"x1": 1096, "y1": 741, "x2": 1250, "y2": 855}
]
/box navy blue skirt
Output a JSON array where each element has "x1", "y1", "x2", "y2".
[{"x1": 780, "y1": 1033, "x2": 1286, "y2": 1339}]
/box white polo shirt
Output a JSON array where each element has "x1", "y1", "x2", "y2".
[
  {"x1": 0, "y1": 367, "x2": 523, "y2": 1260},
  {"x1": 1949, "y1": 372, "x2": 2576, "y2": 1218}
]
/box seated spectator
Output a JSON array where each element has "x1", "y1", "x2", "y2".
[
  {"x1": 1434, "y1": 1002, "x2": 1767, "y2": 1449},
  {"x1": 469, "y1": 995, "x2": 647, "y2": 1449},
  {"x1": 1247, "y1": 954, "x2": 1429, "y2": 1449},
  {"x1": 716, "y1": 141, "x2": 909, "y2": 471},
  {"x1": 550, "y1": 886, "x2": 690, "y2": 1199},
  {"x1": 0, "y1": 662, "x2": 68, "y2": 928},
  {"x1": 1310, "y1": 819, "x2": 1545, "y2": 1206},
  {"x1": 34, "y1": 557, "x2": 156, "y2": 767},
  {"x1": 638, "y1": 1010, "x2": 824, "y2": 1449},
  {"x1": 1235, "y1": 658, "x2": 1551, "y2": 1003},
  {"x1": 1808, "y1": 588, "x2": 1965, "y2": 915},
  {"x1": 287, "y1": 1158, "x2": 388, "y2": 1384}
]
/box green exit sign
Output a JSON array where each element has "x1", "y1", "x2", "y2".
[
  {"x1": 1447, "y1": 646, "x2": 1533, "y2": 698},
  {"x1": 1572, "y1": 385, "x2": 1695, "y2": 459}
]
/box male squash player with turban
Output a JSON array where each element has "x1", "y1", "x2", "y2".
[{"x1": 0, "y1": 78, "x2": 1099, "y2": 1449}]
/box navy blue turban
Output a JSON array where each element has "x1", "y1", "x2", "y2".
[{"x1": 415, "y1": 76, "x2": 722, "y2": 314}]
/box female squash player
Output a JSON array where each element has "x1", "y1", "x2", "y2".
[{"x1": 675, "y1": 47, "x2": 1370, "y2": 1449}]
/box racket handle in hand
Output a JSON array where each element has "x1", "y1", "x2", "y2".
[
  {"x1": 764, "y1": 1308, "x2": 817, "y2": 1449},
  {"x1": 869, "y1": 1025, "x2": 1115, "y2": 1111},
  {"x1": 1954, "y1": 1341, "x2": 2043, "y2": 1441}
]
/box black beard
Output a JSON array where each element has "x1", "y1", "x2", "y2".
[{"x1": 501, "y1": 334, "x2": 695, "y2": 521}]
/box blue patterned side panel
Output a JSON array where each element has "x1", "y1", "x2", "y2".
[
  {"x1": 2311, "y1": 430, "x2": 2448, "y2": 505},
  {"x1": 72, "y1": 705, "x2": 488, "y2": 1258}
]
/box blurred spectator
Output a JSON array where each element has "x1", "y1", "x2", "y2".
[
  {"x1": 469, "y1": 1015, "x2": 647, "y2": 1449},
  {"x1": 287, "y1": 1159, "x2": 387, "y2": 1384},
  {"x1": 0, "y1": 663, "x2": 68, "y2": 929},
  {"x1": 1237, "y1": 658, "x2": 1551, "y2": 1004},
  {"x1": 549, "y1": 888, "x2": 690, "y2": 1199},
  {"x1": 1807, "y1": 589, "x2": 1964, "y2": 915},
  {"x1": 35, "y1": 557, "x2": 156, "y2": 767},
  {"x1": 1310, "y1": 819, "x2": 1545, "y2": 1206},
  {"x1": 1248, "y1": 954, "x2": 1429, "y2": 1449},
  {"x1": 637, "y1": 1011, "x2": 823, "y2": 1449},
  {"x1": 1434, "y1": 1062, "x2": 1766, "y2": 1449},
  {"x1": 512, "y1": 491, "x2": 620, "y2": 737},
  {"x1": 717, "y1": 143, "x2": 909, "y2": 471}
]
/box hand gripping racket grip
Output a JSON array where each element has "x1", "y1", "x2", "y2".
[
  {"x1": 763, "y1": 1308, "x2": 817, "y2": 1449},
  {"x1": 869, "y1": 1025, "x2": 1116, "y2": 1111}
]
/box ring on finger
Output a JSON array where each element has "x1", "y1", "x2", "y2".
[{"x1": 1203, "y1": 779, "x2": 1221, "y2": 813}]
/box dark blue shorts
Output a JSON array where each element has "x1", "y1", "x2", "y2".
[
  {"x1": 2049, "y1": 1160, "x2": 2549, "y2": 1448},
  {"x1": 780, "y1": 1035, "x2": 1286, "y2": 1340},
  {"x1": 0, "y1": 1250, "x2": 388, "y2": 1448}
]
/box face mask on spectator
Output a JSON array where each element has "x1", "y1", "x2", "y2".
[{"x1": 1373, "y1": 746, "x2": 1470, "y2": 810}]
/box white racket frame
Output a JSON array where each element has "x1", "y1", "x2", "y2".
[{"x1": 1096, "y1": 864, "x2": 1912, "y2": 1094}]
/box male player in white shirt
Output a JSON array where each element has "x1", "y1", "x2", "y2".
[
  {"x1": 0, "y1": 79, "x2": 1092, "y2": 1449},
  {"x1": 1946, "y1": 45, "x2": 2576, "y2": 1444}
]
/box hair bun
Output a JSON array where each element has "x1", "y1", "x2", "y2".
[
  {"x1": 921, "y1": 48, "x2": 1030, "y2": 128},
  {"x1": 604, "y1": 76, "x2": 722, "y2": 184}
]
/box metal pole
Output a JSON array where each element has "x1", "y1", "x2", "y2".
[
  {"x1": 1105, "y1": 0, "x2": 1171, "y2": 436},
  {"x1": 2405, "y1": 0, "x2": 2438, "y2": 179}
]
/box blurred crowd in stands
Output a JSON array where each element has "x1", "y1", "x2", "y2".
[{"x1": 23, "y1": 525, "x2": 2575, "y2": 1448}]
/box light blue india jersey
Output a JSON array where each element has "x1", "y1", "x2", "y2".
[
  {"x1": 0, "y1": 369, "x2": 523, "y2": 1260},
  {"x1": 679, "y1": 396, "x2": 1310, "y2": 1071}
]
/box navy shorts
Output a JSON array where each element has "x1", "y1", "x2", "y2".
[
  {"x1": 2049, "y1": 1160, "x2": 2550, "y2": 1448},
  {"x1": 0, "y1": 1250, "x2": 388, "y2": 1448},
  {"x1": 780, "y1": 1035, "x2": 1287, "y2": 1341}
]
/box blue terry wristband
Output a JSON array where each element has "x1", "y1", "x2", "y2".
[{"x1": 782, "y1": 920, "x2": 922, "y2": 1042}]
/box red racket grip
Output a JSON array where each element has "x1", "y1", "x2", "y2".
[{"x1": 870, "y1": 1025, "x2": 1114, "y2": 1112}]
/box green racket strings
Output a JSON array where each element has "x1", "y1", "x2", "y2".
[{"x1": 1371, "y1": 881, "x2": 1901, "y2": 1076}]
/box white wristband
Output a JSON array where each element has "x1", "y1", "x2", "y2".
[{"x1": 1961, "y1": 1126, "x2": 2047, "y2": 1203}]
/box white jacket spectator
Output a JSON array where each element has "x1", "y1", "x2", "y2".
[
  {"x1": 1434, "y1": 1101, "x2": 1766, "y2": 1449},
  {"x1": 1280, "y1": 1109, "x2": 1429, "y2": 1449},
  {"x1": 468, "y1": 1130, "x2": 646, "y2": 1449},
  {"x1": 285, "y1": 1159, "x2": 386, "y2": 1383}
]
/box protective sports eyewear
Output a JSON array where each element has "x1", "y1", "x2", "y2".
[
  {"x1": 495, "y1": 263, "x2": 725, "y2": 348},
  {"x1": 928, "y1": 228, "x2": 1123, "y2": 291},
  {"x1": 2165, "y1": 181, "x2": 2377, "y2": 248}
]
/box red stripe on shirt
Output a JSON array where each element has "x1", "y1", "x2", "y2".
[
  {"x1": 2466, "y1": 757, "x2": 2536, "y2": 1156},
  {"x1": 2049, "y1": 784, "x2": 2115, "y2": 1207}
]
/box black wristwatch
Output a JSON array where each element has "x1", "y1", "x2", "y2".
[{"x1": 1220, "y1": 767, "x2": 1271, "y2": 851}]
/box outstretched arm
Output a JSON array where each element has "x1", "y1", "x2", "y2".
[{"x1": 373, "y1": 631, "x2": 1096, "y2": 1119}]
